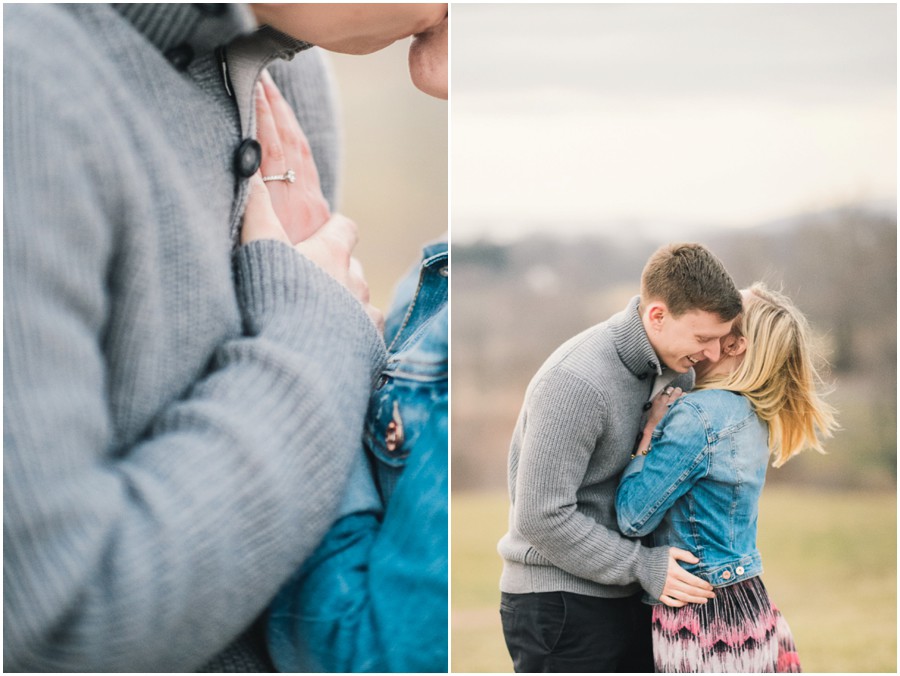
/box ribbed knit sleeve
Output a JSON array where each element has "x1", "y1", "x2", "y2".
[
  {"x1": 513, "y1": 368, "x2": 670, "y2": 598},
  {"x1": 3, "y1": 20, "x2": 386, "y2": 674}
]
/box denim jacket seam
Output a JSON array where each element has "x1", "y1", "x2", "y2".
[
  {"x1": 387, "y1": 355, "x2": 449, "y2": 367},
  {"x1": 734, "y1": 437, "x2": 743, "y2": 544},
  {"x1": 692, "y1": 528, "x2": 704, "y2": 560},
  {"x1": 388, "y1": 303, "x2": 447, "y2": 357},
  {"x1": 386, "y1": 272, "x2": 429, "y2": 354},
  {"x1": 703, "y1": 410, "x2": 756, "y2": 443},
  {"x1": 386, "y1": 248, "x2": 447, "y2": 355},
  {"x1": 422, "y1": 250, "x2": 448, "y2": 268},
  {"x1": 387, "y1": 368, "x2": 448, "y2": 382}
]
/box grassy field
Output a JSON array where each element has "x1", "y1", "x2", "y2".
[{"x1": 451, "y1": 486, "x2": 897, "y2": 673}]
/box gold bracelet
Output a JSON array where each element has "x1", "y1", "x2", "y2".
[{"x1": 630, "y1": 445, "x2": 651, "y2": 459}]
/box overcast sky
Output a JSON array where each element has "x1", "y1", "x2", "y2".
[{"x1": 451, "y1": 3, "x2": 897, "y2": 242}]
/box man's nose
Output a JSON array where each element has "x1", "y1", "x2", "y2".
[{"x1": 703, "y1": 341, "x2": 722, "y2": 362}]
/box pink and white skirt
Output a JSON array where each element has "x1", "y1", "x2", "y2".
[{"x1": 651, "y1": 575, "x2": 802, "y2": 673}]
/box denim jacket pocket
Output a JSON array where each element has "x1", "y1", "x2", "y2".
[
  {"x1": 364, "y1": 335, "x2": 447, "y2": 502},
  {"x1": 363, "y1": 243, "x2": 447, "y2": 504},
  {"x1": 365, "y1": 363, "x2": 448, "y2": 465}
]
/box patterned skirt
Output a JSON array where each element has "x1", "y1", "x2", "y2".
[{"x1": 651, "y1": 576, "x2": 802, "y2": 673}]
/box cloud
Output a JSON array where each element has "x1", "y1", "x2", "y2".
[
  {"x1": 450, "y1": 3, "x2": 897, "y2": 241},
  {"x1": 452, "y1": 4, "x2": 896, "y2": 102}
]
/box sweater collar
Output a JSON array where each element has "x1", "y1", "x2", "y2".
[
  {"x1": 112, "y1": 4, "x2": 312, "y2": 60},
  {"x1": 112, "y1": 4, "x2": 255, "y2": 56},
  {"x1": 610, "y1": 296, "x2": 663, "y2": 379},
  {"x1": 113, "y1": 4, "x2": 314, "y2": 143}
]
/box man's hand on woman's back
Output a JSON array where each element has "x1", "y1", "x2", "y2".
[{"x1": 660, "y1": 547, "x2": 716, "y2": 607}]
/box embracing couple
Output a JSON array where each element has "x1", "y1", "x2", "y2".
[{"x1": 498, "y1": 243, "x2": 837, "y2": 673}]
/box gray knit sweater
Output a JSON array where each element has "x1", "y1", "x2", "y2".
[
  {"x1": 499, "y1": 297, "x2": 693, "y2": 601},
  {"x1": 4, "y1": 4, "x2": 385, "y2": 672}
]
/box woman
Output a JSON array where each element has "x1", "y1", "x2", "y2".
[{"x1": 616, "y1": 284, "x2": 837, "y2": 673}]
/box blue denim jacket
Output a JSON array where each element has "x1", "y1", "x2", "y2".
[
  {"x1": 366, "y1": 242, "x2": 448, "y2": 504},
  {"x1": 267, "y1": 241, "x2": 448, "y2": 673},
  {"x1": 616, "y1": 389, "x2": 769, "y2": 598}
]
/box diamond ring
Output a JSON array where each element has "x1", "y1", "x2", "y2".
[{"x1": 262, "y1": 169, "x2": 296, "y2": 183}]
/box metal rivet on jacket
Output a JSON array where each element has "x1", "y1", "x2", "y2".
[{"x1": 385, "y1": 401, "x2": 405, "y2": 453}]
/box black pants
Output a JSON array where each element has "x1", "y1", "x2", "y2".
[{"x1": 500, "y1": 590, "x2": 654, "y2": 673}]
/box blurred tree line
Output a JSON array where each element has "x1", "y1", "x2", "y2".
[{"x1": 451, "y1": 207, "x2": 896, "y2": 491}]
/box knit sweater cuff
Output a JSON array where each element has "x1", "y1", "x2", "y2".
[
  {"x1": 234, "y1": 239, "x2": 385, "y2": 376},
  {"x1": 636, "y1": 545, "x2": 671, "y2": 601}
]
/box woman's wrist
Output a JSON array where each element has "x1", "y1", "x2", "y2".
[
  {"x1": 633, "y1": 429, "x2": 653, "y2": 457},
  {"x1": 637, "y1": 425, "x2": 655, "y2": 455}
]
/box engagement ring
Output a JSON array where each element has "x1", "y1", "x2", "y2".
[{"x1": 262, "y1": 169, "x2": 296, "y2": 183}]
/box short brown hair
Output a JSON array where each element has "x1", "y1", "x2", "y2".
[{"x1": 640, "y1": 243, "x2": 742, "y2": 321}]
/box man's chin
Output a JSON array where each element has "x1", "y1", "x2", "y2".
[
  {"x1": 408, "y1": 21, "x2": 448, "y2": 98},
  {"x1": 661, "y1": 360, "x2": 692, "y2": 374}
]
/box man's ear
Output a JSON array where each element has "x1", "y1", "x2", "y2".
[{"x1": 645, "y1": 302, "x2": 667, "y2": 330}]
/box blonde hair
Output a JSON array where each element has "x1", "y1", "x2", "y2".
[{"x1": 696, "y1": 283, "x2": 838, "y2": 467}]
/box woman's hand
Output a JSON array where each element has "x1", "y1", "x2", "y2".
[
  {"x1": 647, "y1": 386, "x2": 683, "y2": 431},
  {"x1": 241, "y1": 72, "x2": 383, "y2": 333},
  {"x1": 254, "y1": 69, "x2": 330, "y2": 244},
  {"x1": 634, "y1": 386, "x2": 683, "y2": 456}
]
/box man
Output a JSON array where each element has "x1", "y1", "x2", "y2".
[
  {"x1": 4, "y1": 3, "x2": 445, "y2": 672},
  {"x1": 498, "y1": 243, "x2": 743, "y2": 672}
]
